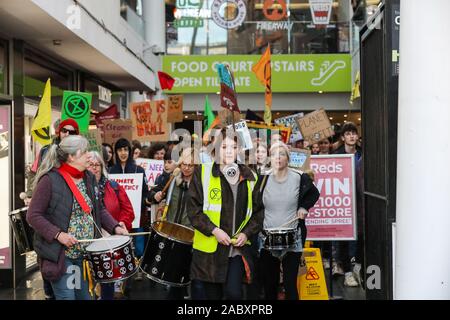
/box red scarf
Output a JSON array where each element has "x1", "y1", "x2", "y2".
[
  {"x1": 58, "y1": 162, "x2": 90, "y2": 214},
  {"x1": 59, "y1": 162, "x2": 85, "y2": 179}
]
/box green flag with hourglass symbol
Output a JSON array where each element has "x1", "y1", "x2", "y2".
[{"x1": 61, "y1": 91, "x2": 92, "y2": 133}]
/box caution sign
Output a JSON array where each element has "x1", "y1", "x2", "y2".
[
  {"x1": 62, "y1": 91, "x2": 92, "y2": 133},
  {"x1": 297, "y1": 248, "x2": 328, "y2": 300}
]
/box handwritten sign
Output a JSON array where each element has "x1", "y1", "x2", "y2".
[
  {"x1": 131, "y1": 101, "x2": 169, "y2": 142},
  {"x1": 108, "y1": 173, "x2": 143, "y2": 228},
  {"x1": 103, "y1": 119, "x2": 133, "y2": 147},
  {"x1": 167, "y1": 95, "x2": 184, "y2": 123},
  {"x1": 81, "y1": 129, "x2": 102, "y2": 153},
  {"x1": 135, "y1": 158, "x2": 164, "y2": 187},
  {"x1": 296, "y1": 108, "x2": 334, "y2": 143},
  {"x1": 289, "y1": 148, "x2": 311, "y2": 171}
]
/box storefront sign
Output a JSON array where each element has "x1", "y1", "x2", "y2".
[
  {"x1": 306, "y1": 154, "x2": 357, "y2": 240},
  {"x1": 211, "y1": 0, "x2": 247, "y2": 29},
  {"x1": 309, "y1": 0, "x2": 333, "y2": 26},
  {"x1": 109, "y1": 173, "x2": 143, "y2": 228},
  {"x1": 135, "y1": 158, "x2": 164, "y2": 187},
  {"x1": 257, "y1": 0, "x2": 293, "y2": 31},
  {"x1": 130, "y1": 101, "x2": 169, "y2": 142},
  {"x1": 174, "y1": 0, "x2": 210, "y2": 28},
  {"x1": 163, "y1": 54, "x2": 351, "y2": 93}
]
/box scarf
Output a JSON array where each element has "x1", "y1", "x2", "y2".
[{"x1": 59, "y1": 162, "x2": 85, "y2": 179}]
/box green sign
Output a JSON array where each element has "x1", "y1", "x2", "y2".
[
  {"x1": 163, "y1": 54, "x2": 351, "y2": 93},
  {"x1": 62, "y1": 91, "x2": 92, "y2": 133}
]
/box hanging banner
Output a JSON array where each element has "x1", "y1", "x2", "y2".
[
  {"x1": 296, "y1": 108, "x2": 334, "y2": 143},
  {"x1": 135, "y1": 158, "x2": 164, "y2": 187},
  {"x1": 103, "y1": 119, "x2": 133, "y2": 147},
  {"x1": 130, "y1": 101, "x2": 169, "y2": 142},
  {"x1": 108, "y1": 173, "x2": 143, "y2": 229},
  {"x1": 167, "y1": 95, "x2": 184, "y2": 123},
  {"x1": 61, "y1": 91, "x2": 92, "y2": 133},
  {"x1": 95, "y1": 104, "x2": 120, "y2": 133},
  {"x1": 306, "y1": 154, "x2": 357, "y2": 240}
]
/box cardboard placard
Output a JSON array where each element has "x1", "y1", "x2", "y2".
[
  {"x1": 246, "y1": 120, "x2": 292, "y2": 144},
  {"x1": 274, "y1": 112, "x2": 304, "y2": 143},
  {"x1": 296, "y1": 108, "x2": 334, "y2": 143},
  {"x1": 289, "y1": 148, "x2": 311, "y2": 171},
  {"x1": 167, "y1": 95, "x2": 184, "y2": 123},
  {"x1": 130, "y1": 101, "x2": 169, "y2": 142},
  {"x1": 108, "y1": 173, "x2": 143, "y2": 228},
  {"x1": 227, "y1": 121, "x2": 253, "y2": 151},
  {"x1": 218, "y1": 109, "x2": 243, "y2": 126},
  {"x1": 81, "y1": 129, "x2": 102, "y2": 153},
  {"x1": 135, "y1": 158, "x2": 164, "y2": 187},
  {"x1": 103, "y1": 119, "x2": 133, "y2": 147}
]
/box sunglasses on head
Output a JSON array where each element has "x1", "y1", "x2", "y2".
[{"x1": 61, "y1": 128, "x2": 77, "y2": 135}]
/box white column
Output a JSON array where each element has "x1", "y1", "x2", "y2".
[
  {"x1": 395, "y1": 0, "x2": 450, "y2": 299},
  {"x1": 142, "y1": 0, "x2": 166, "y2": 53}
]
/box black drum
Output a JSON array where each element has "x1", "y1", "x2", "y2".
[
  {"x1": 9, "y1": 207, "x2": 34, "y2": 254},
  {"x1": 141, "y1": 221, "x2": 194, "y2": 287},
  {"x1": 263, "y1": 227, "x2": 297, "y2": 250}
]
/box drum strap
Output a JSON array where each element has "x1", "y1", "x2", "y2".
[
  {"x1": 58, "y1": 168, "x2": 91, "y2": 215},
  {"x1": 83, "y1": 259, "x2": 95, "y2": 297}
]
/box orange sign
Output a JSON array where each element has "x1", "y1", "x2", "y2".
[
  {"x1": 305, "y1": 266, "x2": 320, "y2": 280},
  {"x1": 263, "y1": 0, "x2": 287, "y2": 21}
]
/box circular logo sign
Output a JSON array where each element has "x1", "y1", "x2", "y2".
[
  {"x1": 64, "y1": 94, "x2": 90, "y2": 119},
  {"x1": 211, "y1": 0, "x2": 247, "y2": 29},
  {"x1": 210, "y1": 188, "x2": 222, "y2": 201},
  {"x1": 263, "y1": 0, "x2": 287, "y2": 21}
]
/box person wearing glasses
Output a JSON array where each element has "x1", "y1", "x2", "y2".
[
  {"x1": 87, "y1": 151, "x2": 135, "y2": 300},
  {"x1": 27, "y1": 135, "x2": 128, "y2": 300},
  {"x1": 24, "y1": 118, "x2": 79, "y2": 300}
]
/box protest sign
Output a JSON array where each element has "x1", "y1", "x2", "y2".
[
  {"x1": 246, "y1": 120, "x2": 291, "y2": 144},
  {"x1": 131, "y1": 101, "x2": 169, "y2": 142},
  {"x1": 296, "y1": 108, "x2": 334, "y2": 143},
  {"x1": 135, "y1": 158, "x2": 164, "y2": 187},
  {"x1": 103, "y1": 119, "x2": 133, "y2": 146},
  {"x1": 227, "y1": 120, "x2": 253, "y2": 151},
  {"x1": 61, "y1": 91, "x2": 92, "y2": 133},
  {"x1": 81, "y1": 129, "x2": 102, "y2": 153},
  {"x1": 167, "y1": 95, "x2": 184, "y2": 123},
  {"x1": 108, "y1": 173, "x2": 143, "y2": 228},
  {"x1": 95, "y1": 104, "x2": 120, "y2": 133},
  {"x1": 289, "y1": 148, "x2": 311, "y2": 171},
  {"x1": 306, "y1": 154, "x2": 357, "y2": 240}
]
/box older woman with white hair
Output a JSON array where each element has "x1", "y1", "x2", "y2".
[
  {"x1": 27, "y1": 135, "x2": 128, "y2": 300},
  {"x1": 258, "y1": 142, "x2": 320, "y2": 300},
  {"x1": 87, "y1": 151, "x2": 135, "y2": 300}
]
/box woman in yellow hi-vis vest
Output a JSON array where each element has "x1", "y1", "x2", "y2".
[{"x1": 187, "y1": 128, "x2": 263, "y2": 300}]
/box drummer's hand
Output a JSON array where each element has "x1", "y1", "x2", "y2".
[
  {"x1": 233, "y1": 233, "x2": 247, "y2": 247},
  {"x1": 24, "y1": 197, "x2": 32, "y2": 206},
  {"x1": 297, "y1": 208, "x2": 308, "y2": 220},
  {"x1": 212, "y1": 228, "x2": 231, "y2": 246},
  {"x1": 114, "y1": 225, "x2": 129, "y2": 236},
  {"x1": 155, "y1": 191, "x2": 165, "y2": 202},
  {"x1": 57, "y1": 232, "x2": 78, "y2": 248}
]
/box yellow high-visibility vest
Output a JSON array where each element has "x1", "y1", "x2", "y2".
[{"x1": 193, "y1": 164, "x2": 257, "y2": 253}]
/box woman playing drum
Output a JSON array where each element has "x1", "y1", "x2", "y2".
[
  {"x1": 259, "y1": 142, "x2": 319, "y2": 300},
  {"x1": 27, "y1": 135, "x2": 128, "y2": 300}
]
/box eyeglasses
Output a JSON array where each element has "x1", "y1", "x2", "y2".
[{"x1": 61, "y1": 127, "x2": 77, "y2": 135}]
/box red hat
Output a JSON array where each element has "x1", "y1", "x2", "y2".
[{"x1": 57, "y1": 118, "x2": 79, "y2": 135}]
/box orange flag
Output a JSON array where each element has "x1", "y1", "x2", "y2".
[{"x1": 252, "y1": 45, "x2": 272, "y2": 125}]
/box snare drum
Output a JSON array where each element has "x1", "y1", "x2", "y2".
[
  {"x1": 141, "y1": 221, "x2": 194, "y2": 287},
  {"x1": 263, "y1": 227, "x2": 297, "y2": 250},
  {"x1": 9, "y1": 207, "x2": 34, "y2": 254},
  {"x1": 85, "y1": 235, "x2": 138, "y2": 283}
]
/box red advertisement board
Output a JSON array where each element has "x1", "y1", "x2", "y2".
[{"x1": 306, "y1": 154, "x2": 357, "y2": 240}]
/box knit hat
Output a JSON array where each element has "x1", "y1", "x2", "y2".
[{"x1": 57, "y1": 118, "x2": 79, "y2": 135}]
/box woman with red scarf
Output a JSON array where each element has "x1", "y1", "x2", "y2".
[{"x1": 27, "y1": 135, "x2": 128, "y2": 300}]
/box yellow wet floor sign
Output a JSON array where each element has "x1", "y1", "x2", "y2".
[{"x1": 297, "y1": 248, "x2": 329, "y2": 300}]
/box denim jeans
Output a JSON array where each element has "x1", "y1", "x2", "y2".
[
  {"x1": 334, "y1": 240, "x2": 358, "y2": 273},
  {"x1": 51, "y1": 257, "x2": 93, "y2": 300}
]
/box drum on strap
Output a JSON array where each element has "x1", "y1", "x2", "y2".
[
  {"x1": 9, "y1": 207, "x2": 34, "y2": 255},
  {"x1": 263, "y1": 227, "x2": 297, "y2": 250},
  {"x1": 85, "y1": 235, "x2": 138, "y2": 283},
  {"x1": 141, "y1": 220, "x2": 194, "y2": 287}
]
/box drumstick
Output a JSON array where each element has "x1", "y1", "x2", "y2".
[
  {"x1": 78, "y1": 232, "x2": 152, "y2": 243},
  {"x1": 161, "y1": 168, "x2": 181, "y2": 195},
  {"x1": 279, "y1": 216, "x2": 301, "y2": 228}
]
